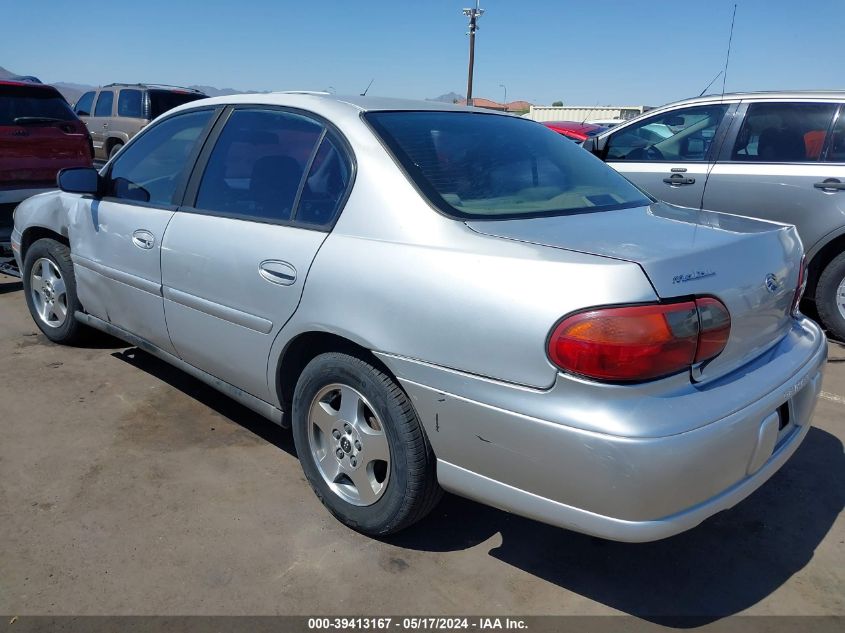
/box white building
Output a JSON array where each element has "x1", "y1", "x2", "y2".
[{"x1": 525, "y1": 105, "x2": 650, "y2": 123}]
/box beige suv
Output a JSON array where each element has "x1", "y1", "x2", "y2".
[{"x1": 72, "y1": 83, "x2": 207, "y2": 160}]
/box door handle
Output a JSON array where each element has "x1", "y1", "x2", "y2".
[
  {"x1": 259, "y1": 260, "x2": 297, "y2": 286},
  {"x1": 814, "y1": 178, "x2": 845, "y2": 191},
  {"x1": 103, "y1": 123, "x2": 108, "y2": 128},
  {"x1": 132, "y1": 230, "x2": 155, "y2": 250},
  {"x1": 663, "y1": 173, "x2": 696, "y2": 186}
]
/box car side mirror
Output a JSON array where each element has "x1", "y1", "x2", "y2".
[
  {"x1": 582, "y1": 135, "x2": 609, "y2": 159},
  {"x1": 57, "y1": 167, "x2": 102, "y2": 196}
]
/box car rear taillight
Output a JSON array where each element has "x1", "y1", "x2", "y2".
[
  {"x1": 548, "y1": 298, "x2": 731, "y2": 382},
  {"x1": 792, "y1": 255, "x2": 807, "y2": 315}
]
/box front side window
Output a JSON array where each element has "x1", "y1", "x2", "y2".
[
  {"x1": 117, "y1": 89, "x2": 143, "y2": 118},
  {"x1": 732, "y1": 102, "x2": 837, "y2": 162},
  {"x1": 366, "y1": 111, "x2": 650, "y2": 220},
  {"x1": 194, "y1": 108, "x2": 323, "y2": 222},
  {"x1": 825, "y1": 110, "x2": 845, "y2": 163},
  {"x1": 606, "y1": 105, "x2": 729, "y2": 162},
  {"x1": 74, "y1": 91, "x2": 95, "y2": 116},
  {"x1": 93, "y1": 91, "x2": 113, "y2": 117},
  {"x1": 106, "y1": 109, "x2": 213, "y2": 205}
]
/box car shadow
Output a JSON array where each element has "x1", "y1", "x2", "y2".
[
  {"x1": 388, "y1": 426, "x2": 844, "y2": 626},
  {"x1": 0, "y1": 279, "x2": 22, "y2": 294},
  {"x1": 109, "y1": 346, "x2": 842, "y2": 626},
  {"x1": 110, "y1": 347, "x2": 295, "y2": 457}
]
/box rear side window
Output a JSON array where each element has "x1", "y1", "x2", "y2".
[
  {"x1": 94, "y1": 91, "x2": 113, "y2": 117},
  {"x1": 148, "y1": 90, "x2": 205, "y2": 119},
  {"x1": 117, "y1": 89, "x2": 143, "y2": 118},
  {"x1": 296, "y1": 135, "x2": 351, "y2": 226},
  {"x1": 366, "y1": 111, "x2": 650, "y2": 220},
  {"x1": 826, "y1": 111, "x2": 845, "y2": 163},
  {"x1": 74, "y1": 91, "x2": 95, "y2": 116},
  {"x1": 106, "y1": 109, "x2": 213, "y2": 205},
  {"x1": 606, "y1": 105, "x2": 729, "y2": 162},
  {"x1": 194, "y1": 108, "x2": 323, "y2": 222},
  {"x1": 0, "y1": 84, "x2": 76, "y2": 124},
  {"x1": 732, "y1": 102, "x2": 837, "y2": 162}
]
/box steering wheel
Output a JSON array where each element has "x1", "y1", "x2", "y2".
[{"x1": 627, "y1": 145, "x2": 665, "y2": 161}]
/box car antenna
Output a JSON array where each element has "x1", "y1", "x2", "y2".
[
  {"x1": 720, "y1": 4, "x2": 737, "y2": 99},
  {"x1": 580, "y1": 102, "x2": 599, "y2": 125},
  {"x1": 697, "y1": 71, "x2": 723, "y2": 97},
  {"x1": 360, "y1": 78, "x2": 375, "y2": 97}
]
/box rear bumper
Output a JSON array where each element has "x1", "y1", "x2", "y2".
[{"x1": 380, "y1": 316, "x2": 827, "y2": 542}]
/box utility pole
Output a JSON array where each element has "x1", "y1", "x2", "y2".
[
  {"x1": 499, "y1": 83, "x2": 507, "y2": 108},
  {"x1": 462, "y1": 1, "x2": 484, "y2": 107}
]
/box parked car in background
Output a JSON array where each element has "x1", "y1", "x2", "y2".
[
  {"x1": 586, "y1": 118, "x2": 625, "y2": 128},
  {"x1": 1, "y1": 80, "x2": 92, "y2": 270},
  {"x1": 11, "y1": 94, "x2": 824, "y2": 542},
  {"x1": 542, "y1": 120, "x2": 608, "y2": 142},
  {"x1": 585, "y1": 91, "x2": 845, "y2": 340},
  {"x1": 73, "y1": 83, "x2": 207, "y2": 160}
]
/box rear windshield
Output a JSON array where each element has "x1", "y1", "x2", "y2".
[
  {"x1": 148, "y1": 90, "x2": 206, "y2": 119},
  {"x1": 365, "y1": 111, "x2": 651, "y2": 220},
  {"x1": 0, "y1": 84, "x2": 76, "y2": 125}
]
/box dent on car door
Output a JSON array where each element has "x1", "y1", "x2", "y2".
[
  {"x1": 702, "y1": 101, "x2": 842, "y2": 255},
  {"x1": 161, "y1": 107, "x2": 353, "y2": 402},
  {"x1": 69, "y1": 108, "x2": 216, "y2": 354},
  {"x1": 603, "y1": 103, "x2": 734, "y2": 208}
]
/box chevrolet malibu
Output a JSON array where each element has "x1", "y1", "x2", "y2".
[{"x1": 10, "y1": 93, "x2": 826, "y2": 541}]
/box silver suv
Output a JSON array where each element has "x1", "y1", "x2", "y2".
[{"x1": 585, "y1": 91, "x2": 845, "y2": 340}]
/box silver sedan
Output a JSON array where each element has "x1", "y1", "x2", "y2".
[{"x1": 10, "y1": 93, "x2": 826, "y2": 541}]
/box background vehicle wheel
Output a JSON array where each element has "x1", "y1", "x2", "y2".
[
  {"x1": 22, "y1": 238, "x2": 87, "y2": 344},
  {"x1": 108, "y1": 142, "x2": 123, "y2": 159},
  {"x1": 816, "y1": 252, "x2": 845, "y2": 342},
  {"x1": 292, "y1": 352, "x2": 442, "y2": 535}
]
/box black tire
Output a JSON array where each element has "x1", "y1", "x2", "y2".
[
  {"x1": 816, "y1": 252, "x2": 845, "y2": 342},
  {"x1": 108, "y1": 142, "x2": 123, "y2": 159},
  {"x1": 292, "y1": 352, "x2": 442, "y2": 535},
  {"x1": 22, "y1": 238, "x2": 87, "y2": 344}
]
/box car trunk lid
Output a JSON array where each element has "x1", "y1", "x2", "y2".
[{"x1": 466, "y1": 203, "x2": 803, "y2": 383}]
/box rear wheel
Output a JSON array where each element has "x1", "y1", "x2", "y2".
[
  {"x1": 291, "y1": 352, "x2": 441, "y2": 535},
  {"x1": 108, "y1": 142, "x2": 123, "y2": 159},
  {"x1": 815, "y1": 251, "x2": 845, "y2": 342},
  {"x1": 22, "y1": 238, "x2": 86, "y2": 344}
]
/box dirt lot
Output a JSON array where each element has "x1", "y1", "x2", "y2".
[{"x1": 0, "y1": 271, "x2": 843, "y2": 622}]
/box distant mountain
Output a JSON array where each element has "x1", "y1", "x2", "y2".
[
  {"x1": 1, "y1": 66, "x2": 269, "y2": 104},
  {"x1": 428, "y1": 91, "x2": 464, "y2": 104},
  {"x1": 188, "y1": 84, "x2": 269, "y2": 97}
]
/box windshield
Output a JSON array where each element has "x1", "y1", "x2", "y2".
[
  {"x1": 148, "y1": 89, "x2": 206, "y2": 119},
  {"x1": 0, "y1": 85, "x2": 76, "y2": 125},
  {"x1": 365, "y1": 111, "x2": 651, "y2": 220}
]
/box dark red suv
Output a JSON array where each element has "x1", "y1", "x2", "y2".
[{"x1": 0, "y1": 81, "x2": 92, "y2": 267}]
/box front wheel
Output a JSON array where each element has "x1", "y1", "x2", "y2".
[
  {"x1": 815, "y1": 252, "x2": 845, "y2": 342},
  {"x1": 108, "y1": 142, "x2": 123, "y2": 159},
  {"x1": 291, "y1": 352, "x2": 442, "y2": 535},
  {"x1": 22, "y1": 238, "x2": 87, "y2": 344}
]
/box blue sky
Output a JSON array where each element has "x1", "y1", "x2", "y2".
[{"x1": 3, "y1": 0, "x2": 842, "y2": 106}]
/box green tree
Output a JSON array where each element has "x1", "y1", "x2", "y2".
[{"x1": 551, "y1": 100, "x2": 563, "y2": 107}]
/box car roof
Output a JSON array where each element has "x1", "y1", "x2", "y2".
[
  {"x1": 664, "y1": 90, "x2": 845, "y2": 108},
  {"x1": 0, "y1": 80, "x2": 58, "y2": 91},
  {"x1": 172, "y1": 91, "x2": 508, "y2": 116}
]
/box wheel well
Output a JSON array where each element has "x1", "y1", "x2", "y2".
[
  {"x1": 276, "y1": 332, "x2": 397, "y2": 411},
  {"x1": 20, "y1": 227, "x2": 69, "y2": 261},
  {"x1": 807, "y1": 234, "x2": 845, "y2": 300},
  {"x1": 105, "y1": 137, "x2": 123, "y2": 153}
]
